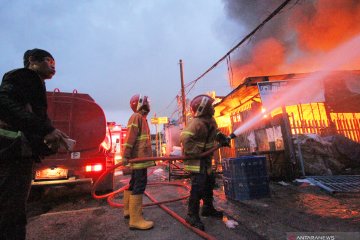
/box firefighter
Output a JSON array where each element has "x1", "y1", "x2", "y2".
[
  {"x1": 180, "y1": 94, "x2": 230, "y2": 231},
  {"x1": 122, "y1": 94, "x2": 155, "y2": 230}
]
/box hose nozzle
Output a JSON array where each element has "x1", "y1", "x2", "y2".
[{"x1": 229, "y1": 133, "x2": 237, "y2": 139}]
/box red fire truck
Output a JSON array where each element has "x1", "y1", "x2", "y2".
[
  {"x1": 31, "y1": 89, "x2": 114, "y2": 192},
  {"x1": 107, "y1": 122, "x2": 127, "y2": 165}
]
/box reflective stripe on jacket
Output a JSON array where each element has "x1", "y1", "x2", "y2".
[
  {"x1": 122, "y1": 112, "x2": 155, "y2": 169},
  {"x1": 0, "y1": 68, "x2": 55, "y2": 158},
  {"x1": 180, "y1": 116, "x2": 219, "y2": 173}
]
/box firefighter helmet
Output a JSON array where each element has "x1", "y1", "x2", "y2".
[
  {"x1": 190, "y1": 94, "x2": 215, "y2": 117},
  {"x1": 130, "y1": 94, "x2": 150, "y2": 113}
]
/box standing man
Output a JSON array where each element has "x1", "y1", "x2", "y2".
[
  {"x1": 180, "y1": 94, "x2": 230, "y2": 231},
  {"x1": 122, "y1": 94, "x2": 155, "y2": 230},
  {"x1": 0, "y1": 48, "x2": 68, "y2": 240}
]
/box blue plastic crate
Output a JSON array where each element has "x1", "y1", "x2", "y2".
[
  {"x1": 222, "y1": 156, "x2": 267, "y2": 179},
  {"x1": 222, "y1": 156, "x2": 270, "y2": 201},
  {"x1": 223, "y1": 176, "x2": 270, "y2": 201}
]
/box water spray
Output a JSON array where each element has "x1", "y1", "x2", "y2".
[{"x1": 233, "y1": 34, "x2": 360, "y2": 136}]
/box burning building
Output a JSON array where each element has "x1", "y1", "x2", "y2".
[
  {"x1": 213, "y1": 0, "x2": 360, "y2": 179},
  {"x1": 214, "y1": 70, "x2": 360, "y2": 178}
]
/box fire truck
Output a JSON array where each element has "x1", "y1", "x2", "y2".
[
  {"x1": 107, "y1": 122, "x2": 127, "y2": 165},
  {"x1": 31, "y1": 89, "x2": 114, "y2": 192}
]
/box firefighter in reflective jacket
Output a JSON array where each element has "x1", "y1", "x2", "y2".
[
  {"x1": 180, "y1": 94, "x2": 230, "y2": 231},
  {"x1": 122, "y1": 94, "x2": 155, "y2": 230}
]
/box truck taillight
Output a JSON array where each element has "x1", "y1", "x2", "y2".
[{"x1": 85, "y1": 164, "x2": 103, "y2": 172}]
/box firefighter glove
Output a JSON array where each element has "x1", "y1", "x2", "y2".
[{"x1": 216, "y1": 132, "x2": 230, "y2": 147}]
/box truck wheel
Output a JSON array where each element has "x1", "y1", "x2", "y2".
[
  {"x1": 29, "y1": 187, "x2": 46, "y2": 201},
  {"x1": 94, "y1": 171, "x2": 114, "y2": 193}
]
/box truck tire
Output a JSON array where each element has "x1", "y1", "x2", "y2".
[{"x1": 94, "y1": 171, "x2": 114, "y2": 193}]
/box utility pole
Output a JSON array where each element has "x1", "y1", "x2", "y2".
[
  {"x1": 158, "y1": 128, "x2": 162, "y2": 157},
  {"x1": 154, "y1": 113, "x2": 159, "y2": 157},
  {"x1": 179, "y1": 59, "x2": 187, "y2": 126}
]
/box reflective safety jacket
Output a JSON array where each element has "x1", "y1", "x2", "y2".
[
  {"x1": 122, "y1": 112, "x2": 155, "y2": 169},
  {"x1": 180, "y1": 116, "x2": 219, "y2": 173}
]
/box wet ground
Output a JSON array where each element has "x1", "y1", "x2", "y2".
[{"x1": 26, "y1": 166, "x2": 360, "y2": 240}]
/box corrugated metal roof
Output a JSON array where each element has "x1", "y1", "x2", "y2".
[{"x1": 214, "y1": 70, "x2": 360, "y2": 117}]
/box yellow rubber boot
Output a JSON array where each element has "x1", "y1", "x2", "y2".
[
  {"x1": 129, "y1": 194, "x2": 154, "y2": 230},
  {"x1": 123, "y1": 190, "x2": 132, "y2": 219}
]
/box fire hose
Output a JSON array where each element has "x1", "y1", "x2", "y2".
[
  {"x1": 91, "y1": 144, "x2": 224, "y2": 199},
  {"x1": 91, "y1": 138, "x2": 234, "y2": 240}
]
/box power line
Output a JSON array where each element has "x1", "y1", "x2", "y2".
[
  {"x1": 159, "y1": 96, "x2": 177, "y2": 115},
  {"x1": 185, "y1": 0, "x2": 294, "y2": 96},
  {"x1": 160, "y1": 0, "x2": 295, "y2": 118}
]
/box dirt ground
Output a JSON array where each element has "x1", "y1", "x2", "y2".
[{"x1": 26, "y1": 166, "x2": 360, "y2": 240}]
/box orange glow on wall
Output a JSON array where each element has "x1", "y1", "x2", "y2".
[{"x1": 216, "y1": 115, "x2": 231, "y2": 128}]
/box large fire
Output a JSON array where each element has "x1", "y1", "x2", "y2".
[
  {"x1": 223, "y1": 0, "x2": 360, "y2": 86},
  {"x1": 214, "y1": 0, "x2": 360, "y2": 143}
]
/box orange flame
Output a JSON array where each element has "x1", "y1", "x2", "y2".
[{"x1": 226, "y1": 0, "x2": 360, "y2": 87}]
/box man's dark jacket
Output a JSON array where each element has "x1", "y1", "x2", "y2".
[{"x1": 0, "y1": 68, "x2": 55, "y2": 157}]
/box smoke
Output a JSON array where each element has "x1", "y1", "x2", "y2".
[
  {"x1": 223, "y1": 0, "x2": 360, "y2": 87},
  {"x1": 233, "y1": 33, "x2": 360, "y2": 136}
]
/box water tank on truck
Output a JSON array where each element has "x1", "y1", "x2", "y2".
[{"x1": 31, "y1": 89, "x2": 114, "y2": 193}]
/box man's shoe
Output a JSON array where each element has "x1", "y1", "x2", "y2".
[{"x1": 185, "y1": 215, "x2": 205, "y2": 231}]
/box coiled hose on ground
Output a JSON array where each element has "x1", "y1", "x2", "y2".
[{"x1": 91, "y1": 145, "x2": 221, "y2": 240}]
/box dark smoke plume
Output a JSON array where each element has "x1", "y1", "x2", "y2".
[{"x1": 223, "y1": 0, "x2": 360, "y2": 87}]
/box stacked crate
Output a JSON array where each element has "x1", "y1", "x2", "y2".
[{"x1": 222, "y1": 156, "x2": 270, "y2": 201}]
